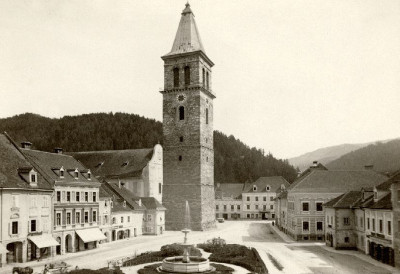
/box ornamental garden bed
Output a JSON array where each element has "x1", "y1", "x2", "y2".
[
  {"x1": 197, "y1": 238, "x2": 268, "y2": 273},
  {"x1": 137, "y1": 263, "x2": 234, "y2": 274}
]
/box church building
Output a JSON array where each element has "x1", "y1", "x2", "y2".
[{"x1": 161, "y1": 3, "x2": 216, "y2": 231}]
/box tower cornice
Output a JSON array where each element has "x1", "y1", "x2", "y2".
[
  {"x1": 159, "y1": 86, "x2": 216, "y2": 99},
  {"x1": 161, "y1": 50, "x2": 214, "y2": 67}
]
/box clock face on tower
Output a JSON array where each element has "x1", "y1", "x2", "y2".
[{"x1": 177, "y1": 94, "x2": 187, "y2": 102}]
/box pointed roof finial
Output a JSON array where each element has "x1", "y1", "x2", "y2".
[{"x1": 182, "y1": 2, "x2": 193, "y2": 15}]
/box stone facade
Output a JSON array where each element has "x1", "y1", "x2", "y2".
[
  {"x1": 392, "y1": 182, "x2": 400, "y2": 267},
  {"x1": 161, "y1": 5, "x2": 216, "y2": 231}
]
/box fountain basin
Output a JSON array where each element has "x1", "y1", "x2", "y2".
[{"x1": 160, "y1": 256, "x2": 213, "y2": 273}]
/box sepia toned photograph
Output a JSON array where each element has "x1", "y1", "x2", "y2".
[{"x1": 0, "y1": 1, "x2": 399, "y2": 273}]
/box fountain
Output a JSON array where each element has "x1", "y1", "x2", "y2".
[{"x1": 159, "y1": 201, "x2": 215, "y2": 273}]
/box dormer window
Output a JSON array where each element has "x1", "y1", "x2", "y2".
[
  {"x1": 87, "y1": 171, "x2": 91, "y2": 180},
  {"x1": 30, "y1": 173, "x2": 36, "y2": 183},
  {"x1": 280, "y1": 184, "x2": 285, "y2": 190},
  {"x1": 374, "y1": 191, "x2": 378, "y2": 199},
  {"x1": 253, "y1": 185, "x2": 257, "y2": 191},
  {"x1": 123, "y1": 201, "x2": 126, "y2": 207},
  {"x1": 74, "y1": 168, "x2": 79, "y2": 179},
  {"x1": 266, "y1": 185, "x2": 271, "y2": 191},
  {"x1": 60, "y1": 167, "x2": 65, "y2": 178},
  {"x1": 122, "y1": 161, "x2": 129, "y2": 167}
]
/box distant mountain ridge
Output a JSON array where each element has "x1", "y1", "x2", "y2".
[
  {"x1": 289, "y1": 139, "x2": 396, "y2": 171},
  {"x1": 0, "y1": 112, "x2": 298, "y2": 183},
  {"x1": 326, "y1": 139, "x2": 400, "y2": 174}
]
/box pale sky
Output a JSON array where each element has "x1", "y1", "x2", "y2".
[{"x1": 1, "y1": 0, "x2": 399, "y2": 159}]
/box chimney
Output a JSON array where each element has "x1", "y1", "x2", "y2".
[
  {"x1": 364, "y1": 165, "x2": 374, "y2": 170},
  {"x1": 21, "y1": 141, "x2": 32, "y2": 149},
  {"x1": 54, "y1": 148, "x2": 63, "y2": 154}
]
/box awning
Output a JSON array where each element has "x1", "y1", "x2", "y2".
[
  {"x1": 76, "y1": 228, "x2": 106, "y2": 243},
  {"x1": 28, "y1": 234, "x2": 60, "y2": 249},
  {"x1": 0, "y1": 243, "x2": 8, "y2": 253}
]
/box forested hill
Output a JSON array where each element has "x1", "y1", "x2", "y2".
[
  {"x1": 327, "y1": 139, "x2": 400, "y2": 174},
  {"x1": 0, "y1": 113, "x2": 298, "y2": 183}
]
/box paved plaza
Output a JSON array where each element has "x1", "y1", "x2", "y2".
[{"x1": 2, "y1": 220, "x2": 399, "y2": 274}]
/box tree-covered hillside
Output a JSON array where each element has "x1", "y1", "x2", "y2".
[
  {"x1": 327, "y1": 139, "x2": 400, "y2": 174},
  {"x1": 0, "y1": 113, "x2": 298, "y2": 183}
]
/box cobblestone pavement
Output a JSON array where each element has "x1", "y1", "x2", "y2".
[{"x1": 1, "y1": 220, "x2": 399, "y2": 274}]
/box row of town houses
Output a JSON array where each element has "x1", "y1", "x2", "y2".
[
  {"x1": 215, "y1": 161, "x2": 400, "y2": 268},
  {"x1": 275, "y1": 161, "x2": 400, "y2": 268},
  {"x1": 0, "y1": 133, "x2": 165, "y2": 266}
]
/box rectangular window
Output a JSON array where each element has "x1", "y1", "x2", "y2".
[
  {"x1": 270, "y1": 205, "x2": 273, "y2": 210},
  {"x1": 255, "y1": 197, "x2": 259, "y2": 202},
  {"x1": 379, "y1": 219, "x2": 383, "y2": 233},
  {"x1": 317, "y1": 221, "x2": 323, "y2": 231},
  {"x1": 128, "y1": 216, "x2": 130, "y2": 222},
  {"x1": 263, "y1": 197, "x2": 266, "y2": 201},
  {"x1": 388, "y1": 221, "x2": 392, "y2": 235},
  {"x1": 148, "y1": 214, "x2": 152, "y2": 221},
  {"x1": 326, "y1": 215, "x2": 329, "y2": 223},
  {"x1": 85, "y1": 192, "x2": 89, "y2": 202},
  {"x1": 66, "y1": 212, "x2": 71, "y2": 225},
  {"x1": 255, "y1": 205, "x2": 259, "y2": 210},
  {"x1": 360, "y1": 217, "x2": 363, "y2": 228},
  {"x1": 30, "y1": 220, "x2": 37, "y2": 232},
  {"x1": 237, "y1": 205, "x2": 240, "y2": 210},
  {"x1": 84, "y1": 212, "x2": 89, "y2": 223},
  {"x1": 121, "y1": 217, "x2": 124, "y2": 223},
  {"x1": 367, "y1": 218, "x2": 370, "y2": 229},
  {"x1": 31, "y1": 174, "x2": 36, "y2": 183},
  {"x1": 56, "y1": 213, "x2": 61, "y2": 226},
  {"x1": 231, "y1": 205, "x2": 234, "y2": 210},
  {"x1": 331, "y1": 216, "x2": 333, "y2": 225},
  {"x1": 216, "y1": 205, "x2": 219, "y2": 210},
  {"x1": 66, "y1": 192, "x2": 71, "y2": 202},
  {"x1": 343, "y1": 217, "x2": 350, "y2": 226},
  {"x1": 76, "y1": 212, "x2": 80, "y2": 224},
  {"x1": 303, "y1": 221, "x2": 309, "y2": 231},
  {"x1": 372, "y1": 219, "x2": 375, "y2": 231},
  {"x1": 93, "y1": 211, "x2": 97, "y2": 222},
  {"x1": 56, "y1": 191, "x2": 61, "y2": 202},
  {"x1": 344, "y1": 237, "x2": 349, "y2": 243},
  {"x1": 247, "y1": 205, "x2": 250, "y2": 210},
  {"x1": 76, "y1": 192, "x2": 80, "y2": 202},
  {"x1": 93, "y1": 192, "x2": 97, "y2": 202},
  {"x1": 246, "y1": 197, "x2": 250, "y2": 201},
  {"x1": 223, "y1": 205, "x2": 227, "y2": 210},
  {"x1": 270, "y1": 196, "x2": 274, "y2": 201},
  {"x1": 104, "y1": 216, "x2": 108, "y2": 225},
  {"x1": 398, "y1": 190, "x2": 400, "y2": 201},
  {"x1": 12, "y1": 221, "x2": 18, "y2": 234},
  {"x1": 263, "y1": 205, "x2": 267, "y2": 211},
  {"x1": 316, "y1": 202, "x2": 323, "y2": 211},
  {"x1": 159, "y1": 183, "x2": 162, "y2": 194},
  {"x1": 302, "y1": 202, "x2": 309, "y2": 212}
]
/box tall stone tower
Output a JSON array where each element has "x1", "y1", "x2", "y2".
[{"x1": 161, "y1": 3, "x2": 216, "y2": 231}]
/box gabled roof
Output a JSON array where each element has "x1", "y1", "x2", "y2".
[
  {"x1": 21, "y1": 148, "x2": 100, "y2": 187},
  {"x1": 324, "y1": 191, "x2": 362, "y2": 208},
  {"x1": 376, "y1": 170, "x2": 400, "y2": 191},
  {"x1": 68, "y1": 148, "x2": 154, "y2": 179},
  {"x1": 104, "y1": 181, "x2": 146, "y2": 211},
  {"x1": 215, "y1": 183, "x2": 245, "y2": 199},
  {"x1": 370, "y1": 193, "x2": 392, "y2": 210},
  {"x1": 141, "y1": 197, "x2": 166, "y2": 210},
  {"x1": 289, "y1": 170, "x2": 387, "y2": 193},
  {"x1": 0, "y1": 134, "x2": 52, "y2": 190},
  {"x1": 244, "y1": 176, "x2": 290, "y2": 193},
  {"x1": 164, "y1": 3, "x2": 205, "y2": 57}
]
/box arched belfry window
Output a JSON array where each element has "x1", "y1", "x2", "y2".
[
  {"x1": 206, "y1": 71, "x2": 209, "y2": 89},
  {"x1": 179, "y1": 106, "x2": 185, "y2": 120},
  {"x1": 173, "y1": 68, "x2": 179, "y2": 87},
  {"x1": 202, "y1": 68, "x2": 205, "y2": 87},
  {"x1": 206, "y1": 108, "x2": 209, "y2": 124},
  {"x1": 184, "y1": 66, "x2": 190, "y2": 86}
]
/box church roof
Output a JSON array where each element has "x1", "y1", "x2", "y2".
[
  {"x1": 164, "y1": 3, "x2": 206, "y2": 57},
  {"x1": 68, "y1": 148, "x2": 154, "y2": 179}
]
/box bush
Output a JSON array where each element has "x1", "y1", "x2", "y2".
[
  {"x1": 197, "y1": 241, "x2": 267, "y2": 274},
  {"x1": 122, "y1": 244, "x2": 201, "y2": 267},
  {"x1": 137, "y1": 263, "x2": 234, "y2": 274}
]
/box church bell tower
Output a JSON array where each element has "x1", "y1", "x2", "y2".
[{"x1": 161, "y1": 3, "x2": 216, "y2": 231}]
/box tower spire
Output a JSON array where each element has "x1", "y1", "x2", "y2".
[{"x1": 165, "y1": 3, "x2": 205, "y2": 56}]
